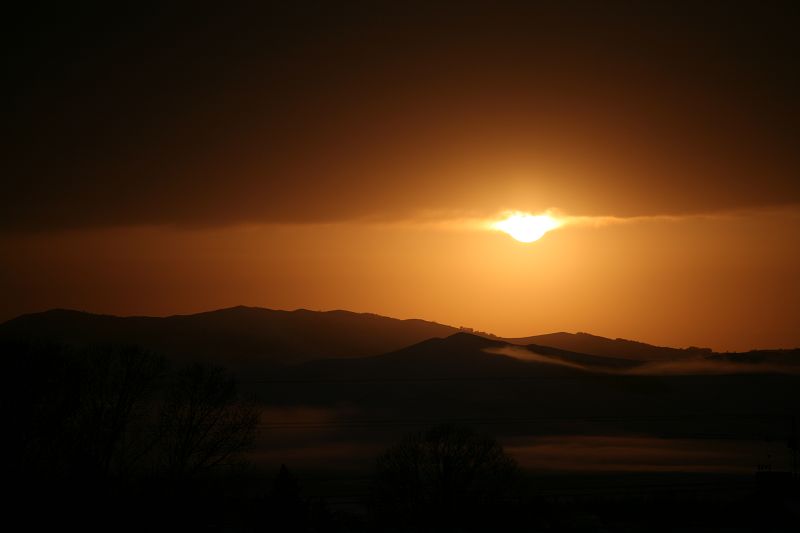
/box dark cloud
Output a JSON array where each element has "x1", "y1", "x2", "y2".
[{"x1": 4, "y1": 2, "x2": 800, "y2": 231}]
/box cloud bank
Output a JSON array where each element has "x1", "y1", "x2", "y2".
[{"x1": 486, "y1": 346, "x2": 800, "y2": 376}]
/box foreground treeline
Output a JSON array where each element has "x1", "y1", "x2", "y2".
[
  {"x1": 5, "y1": 341, "x2": 262, "y2": 530},
  {"x1": 4, "y1": 341, "x2": 528, "y2": 531},
  {"x1": 5, "y1": 341, "x2": 799, "y2": 532},
  {"x1": 7, "y1": 341, "x2": 258, "y2": 483}
]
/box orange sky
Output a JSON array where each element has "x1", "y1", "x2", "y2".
[
  {"x1": 3, "y1": 3, "x2": 799, "y2": 350},
  {"x1": 2, "y1": 208, "x2": 798, "y2": 351}
]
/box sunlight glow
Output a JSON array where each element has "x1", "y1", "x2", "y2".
[{"x1": 492, "y1": 212, "x2": 562, "y2": 242}]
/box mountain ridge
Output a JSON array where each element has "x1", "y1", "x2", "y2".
[
  {"x1": 1, "y1": 307, "x2": 796, "y2": 367},
  {"x1": 0, "y1": 306, "x2": 458, "y2": 368},
  {"x1": 504, "y1": 331, "x2": 713, "y2": 361}
]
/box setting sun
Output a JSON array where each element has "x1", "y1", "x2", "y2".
[
  {"x1": 4, "y1": 5, "x2": 800, "y2": 529},
  {"x1": 492, "y1": 212, "x2": 562, "y2": 242}
]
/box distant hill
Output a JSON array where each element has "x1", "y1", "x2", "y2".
[
  {"x1": 286, "y1": 332, "x2": 591, "y2": 381},
  {"x1": 282, "y1": 333, "x2": 798, "y2": 382},
  {"x1": 521, "y1": 343, "x2": 642, "y2": 369},
  {"x1": 504, "y1": 332, "x2": 711, "y2": 361},
  {"x1": 3, "y1": 307, "x2": 796, "y2": 373},
  {"x1": 4, "y1": 307, "x2": 799, "y2": 441},
  {"x1": 5, "y1": 308, "x2": 800, "y2": 479},
  {"x1": 0, "y1": 306, "x2": 458, "y2": 369},
  {"x1": 257, "y1": 333, "x2": 800, "y2": 439}
]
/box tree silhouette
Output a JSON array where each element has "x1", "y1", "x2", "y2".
[
  {"x1": 77, "y1": 345, "x2": 166, "y2": 480},
  {"x1": 7, "y1": 342, "x2": 258, "y2": 487},
  {"x1": 155, "y1": 363, "x2": 259, "y2": 480},
  {"x1": 6, "y1": 342, "x2": 166, "y2": 483},
  {"x1": 371, "y1": 424, "x2": 520, "y2": 529}
]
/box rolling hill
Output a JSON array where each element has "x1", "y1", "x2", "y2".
[
  {"x1": 255, "y1": 332, "x2": 800, "y2": 442},
  {"x1": 2, "y1": 307, "x2": 796, "y2": 375},
  {"x1": 281, "y1": 332, "x2": 595, "y2": 381},
  {"x1": 504, "y1": 331, "x2": 712, "y2": 361},
  {"x1": 0, "y1": 306, "x2": 458, "y2": 368}
]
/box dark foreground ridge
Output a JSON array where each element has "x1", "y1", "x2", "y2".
[{"x1": 2, "y1": 308, "x2": 799, "y2": 531}]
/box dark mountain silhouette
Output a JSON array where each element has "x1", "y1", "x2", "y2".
[
  {"x1": 284, "y1": 332, "x2": 593, "y2": 380},
  {"x1": 257, "y1": 332, "x2": 800, "y2": 443},
  {"x1": 504, "y1": 331, "x2": 712, "y2": 361},
  {"x1": 521, "y1": 343, "x2": 642, "y2": 369},
  {"x1": 3, "y1": 308, "x2": 797, "y2": 375},
  {"x1": 275, "y1": 333, "x2": 798, "y2": 387},
  {"x1": 0, "y1": 306, "x2": 458, "y2": 369},
  {"x1": 5, "y1": 313, "x2": 800, "y2": 496}
]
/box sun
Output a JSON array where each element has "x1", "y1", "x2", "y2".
[{"x1": 492, "y1": 212, "x2": 562, "y2": 242}]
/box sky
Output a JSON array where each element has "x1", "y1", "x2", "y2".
[{"x1": 3, "y1": 2, "x2": 799, "y2": 351}]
